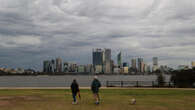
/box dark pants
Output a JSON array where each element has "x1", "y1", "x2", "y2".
[{"x1": 72, "y1": 93, "x2": 77, "y2": 102}]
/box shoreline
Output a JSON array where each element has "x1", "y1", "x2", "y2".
[
  {"x1": 0, "y1": 74, "x2": 160, "y2": 76},
  {"x1": 0, "y1": 87, "x2": 195, "y2": 90}
]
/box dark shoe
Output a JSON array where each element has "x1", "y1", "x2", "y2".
[{"x1": 95, "y1": 102, "x2": 100, "y2": 105}]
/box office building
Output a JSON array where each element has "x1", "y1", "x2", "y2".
[
  {"x1": 138, "y1": 57, "x2": 144, "y2": 72},
  {"x1": 86, "y1": 64, "x2": 93, "y2": 73},
  {"x1": 152, "y1": 57, "x2": 159, "y2": 72},
  {"x1": 104, "y1": 48, "x2": 111, "y2": 73},
  {"x1": 63, "y1": 62, "x2": 69, "y2": 72},
  {"x1": 51, "y1": 59, "x2": 55, "y2": 72},
  {"x1": 152, "y1": 65, "x2": 159, "y2": 72},
  {"x1": 123, "y1": 62, "x2": 129, "y2": 67},
  {"x1": 117, "y1": 52, "x2": 122, "y2": 68},
  {"x1": 78, "y1": 65, "x2": 85, "y2": 73},
  {"x1": 56, "y1": 57, "x2": 62, "y2": 72},
  {"x1": 147, "y1": 65, "x2": 151, "y2": 73},
  {"x1": 110, "y1": 60, "x2": 114, "y2": 73},
  {"x1": 192, "y1": 61, "x2": 195, "y2": 68},
  {"x1": 144, "y1": 63, "x2": 148, "y2": 73},
  {"x1": 93, "y1": 49, "x2": 103, "y2": 66},
  {"x1": 93, "y1": 49, "x2": 103, "y2": 73},
  {"x1": 141, "y1": 62, "x2": 145, "y2": 73},
  {"x1": 153, "y1": 57, "x2": 158, "y2": 66},
  {"x1": 131, "y1": 58, "x2": 136, "y2": 69},
  {"x1": 95, "y1": 65, "x2": 103, "y2": 73},
  {"x1": 113, "y1": 67, "x2": 120, "y2": 74},
  {"x1": 122, "y1": 67, "x2": 129, "y2": 74},
  {"x1": 69, "y1": 63, "x2": 77, "y2": 72},
  {"x1": 43, "y1": 60, "x2": 52, "y2": 72}
]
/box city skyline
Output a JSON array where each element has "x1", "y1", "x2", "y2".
[
  {"x1": 0, "y1": 0, "x2": 195, "y2": 70},
  {"x1": 41, "y1": 49, "x2": 194, "y2": 74}
]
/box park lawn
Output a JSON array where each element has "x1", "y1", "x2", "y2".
[{"x1": 0, "y1": 88, "x2": 195, "y2": 110}]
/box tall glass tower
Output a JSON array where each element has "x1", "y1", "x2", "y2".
[{"x1": 117, "y1": 52, "x2": 122, "y2": 68}]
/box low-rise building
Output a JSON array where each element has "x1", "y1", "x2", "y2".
[
  {"x1": 122, "y1": 67, "x2": 129, "y2": 74},
  {"x1": 113, "y1": 67, "x2": 120, "y2": 74},
  {"x1": 95, "y1": 65, "x2": 102, "y2": 73},
  {"x1": 192, "y1": 61, "x2": 195, "y2": 68},
  {"x1": 78, "y1": 65, "x2": 85, "y2": 73}
]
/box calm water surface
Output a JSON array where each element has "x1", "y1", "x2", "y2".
[{"x1": 0, "y1": 75, "x2": 171, "y2": 87}]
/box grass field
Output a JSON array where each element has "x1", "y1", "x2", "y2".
[{"x1": 0, "y1": 88, "x2": 195, "y2": 110}]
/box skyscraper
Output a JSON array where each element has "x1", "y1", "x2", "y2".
[
  {"x1": 131, "y1": 58, "x2": 136, "y2": 69},
  {"x1": 93, "y1": 49, "x2": 103, "y2": 73},
  {"x1": 138, "y1": 57, "x2": 144, "y2": 73},
  {"x1": 152, "y1": 57, "x2": 159, "y2": 72},
  {"x1": 117, "y1": 52, "x2": 122, "y2": 68},
  {"x1": 63, "y1": 62, "x2": 69, "y2": 72},
  {"x1": 43, "y1": 60, "x2": 52, "y2": 72},
  {"x1": 123, "y1": 62, "x2": 129, "y2": 67},
  {"x1": 104, "y1": 48, "x2": 111, "y2": 73},
  {"x1": 56, "y1": 57, "x2": 62, "y2": 72},
  {"x1": 153, "y1": 57, "x2": 158, "y2": 66},
  {"x1": 51, "y1": 59, "x2": 55, "y2": 72},
  {"x1": 93, "y1": 49, "x2": 103, "y2": 66}
]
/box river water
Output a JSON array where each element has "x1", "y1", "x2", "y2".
[{"x1": 0, "y1": 75, "x2": 171, "y2": 87}]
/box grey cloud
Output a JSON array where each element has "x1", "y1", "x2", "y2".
[{"x1": 0, "y1": 0, "x2": 195, "y2": 70}]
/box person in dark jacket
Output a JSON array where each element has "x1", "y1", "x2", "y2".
[
  {"x1": 91, "y1": 76, "x2": 101, "y2": 104},
  {"x1": 70, "y1": 79, "x2": 80, "y2": 104}
]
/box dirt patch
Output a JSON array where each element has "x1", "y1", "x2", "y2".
[
  {"x1": 14, "y1": 96, "x2": 42, "y2": 101},
  {"x1": 25, "y1": 96, "x2": 42, "y2": 101},
  {"x1": 0, "y1": 96, "x2": 13, "y2": 100},
  {"x1": 0, "y1": 100, "x2": 10, "y2": 106}
]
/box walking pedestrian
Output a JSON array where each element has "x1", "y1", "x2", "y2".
[
  {"x1": 70, "y1": 79, "x2": 80, "y2": 104},
  {"x1": 91, "y1": 76, "x2": 101, "y2": 105}
]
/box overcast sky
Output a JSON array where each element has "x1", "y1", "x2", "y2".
[{"x1": 0, "y1": 0, "x2": 195, "y2": 71}]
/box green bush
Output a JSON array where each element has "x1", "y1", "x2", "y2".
[{"x1": 171, "y1": 69, "x2": 195, "y2": 88}]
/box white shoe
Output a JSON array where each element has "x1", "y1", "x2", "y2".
[{"x1": 72, "y1": 101, "x2": 77, "y2": 105}]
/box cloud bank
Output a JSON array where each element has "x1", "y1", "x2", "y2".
[{"x1": 0, "y1": 0, "x2": 195, "y2": 70}]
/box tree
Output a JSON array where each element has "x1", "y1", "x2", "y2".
[
  {"x1": 171, "y1": 69, "x2": 195, "y2": 88},
  {"x1": 157, "y1": 73, "x2": 165, "y2": 87}
]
